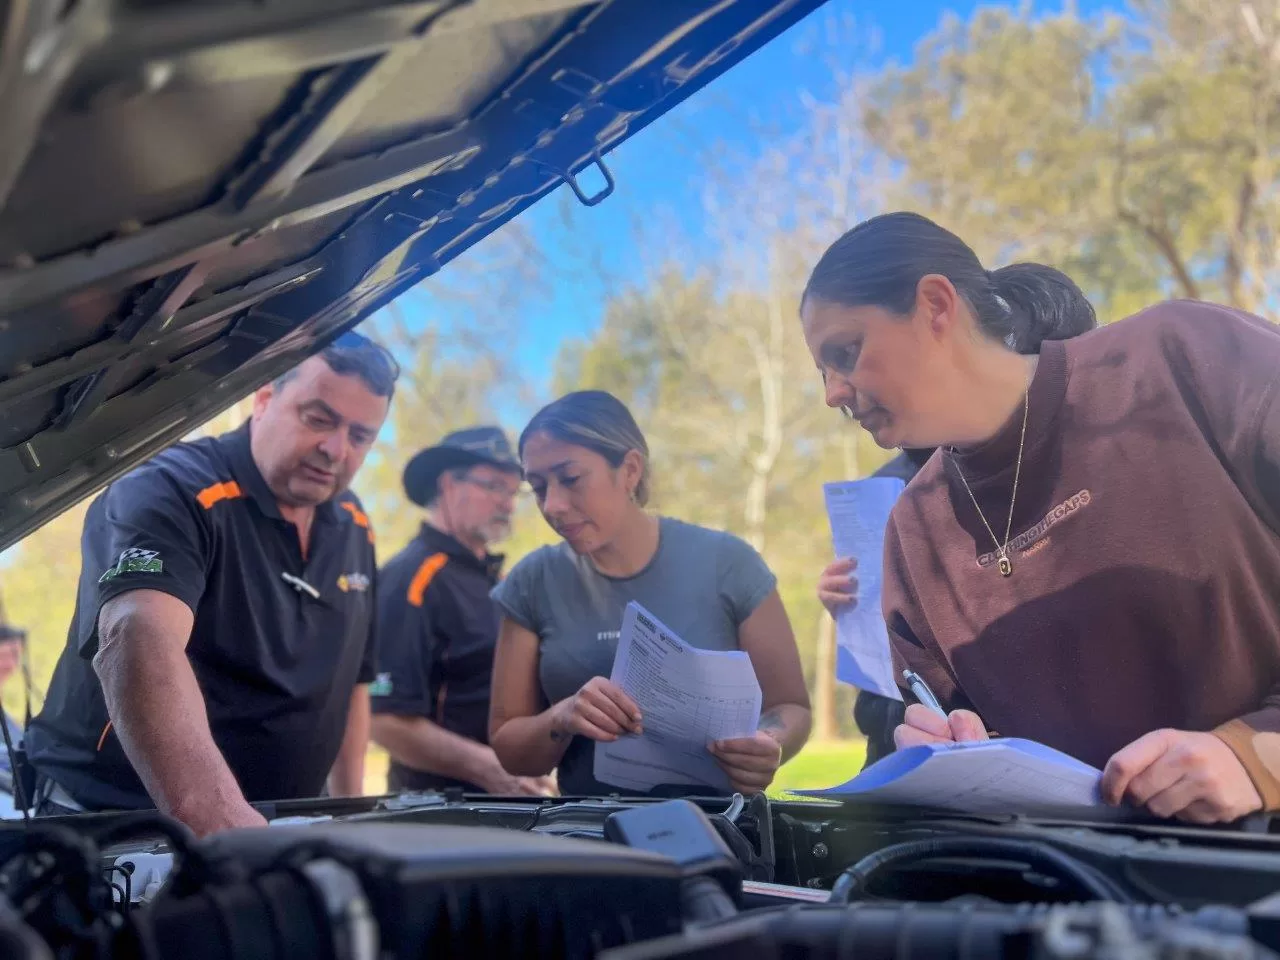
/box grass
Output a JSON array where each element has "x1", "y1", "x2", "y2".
[
  {"x1": 363, "y1": 738, "x2": 867, "y2": 799},
  {"x1": 768, "y1": 738, "x2": 866, "y2": 799}
]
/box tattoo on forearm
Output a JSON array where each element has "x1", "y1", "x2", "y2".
[{"x1": 759, "y1": 709, "x2": 785, "y2": 733}]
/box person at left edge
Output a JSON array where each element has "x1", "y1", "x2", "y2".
[
  {"x1": 370, "y1": 427, "x2": 554, "y2": 797},
  {"x1": 25, "y1": 333, "x2": 398, "y2": 837}
]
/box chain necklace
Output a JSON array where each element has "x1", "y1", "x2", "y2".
[{"x1": 951, "y1": 392, "x2": 1030, "y2": 577}]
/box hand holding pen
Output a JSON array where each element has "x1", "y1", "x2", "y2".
[{"x1": 894, "y1": 669, "x2": 990, "y2": 749}]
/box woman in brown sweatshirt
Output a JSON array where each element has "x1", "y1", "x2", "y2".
[{"x1": 800, "y1": 211, "x2": 1278, "y2": 824}]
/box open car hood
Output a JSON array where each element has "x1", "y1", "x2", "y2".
[{"x1": 0, "y1": 0, "x2": 825, "y2": 550}]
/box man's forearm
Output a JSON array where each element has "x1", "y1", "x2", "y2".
[
  {"x1": 372, "y1": 714, "x2": 507, "y2": 788},
  {"x1": 329, "y1": 685, "x2": 370, "y2": 797},
  {"x1": 759, "y1": 703, "x2": 813, "y2": 764},
  {"x1": 94, "y1": 635, "x2": 249, "y2": 827}
]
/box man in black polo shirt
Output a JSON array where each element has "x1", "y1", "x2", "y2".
[
  {"x1": 371, "y1": 428, "x2": 553, "y2": 796},
  {"x1": 26, "y1": 333, "x2": 398, "y2": 835}
]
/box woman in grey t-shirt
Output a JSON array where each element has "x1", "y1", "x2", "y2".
[{"x1": 489, "y1": 391, "x2": 812, "y2": 797}]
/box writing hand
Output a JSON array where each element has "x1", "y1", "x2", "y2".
[
  {"x1": 710, "y1": 729, "x2": 784, "y2": 795},
  {"x1": 817, "y1": 557, "x2": 857, "y2": 617},
  {"x1": 1101, "y1": 729, "x2": 1263, "y2": 824},
  {"x1": 893, "y1": 703, "x2": 989, "y2": 749},
  {"x1": 555, "y1": 676, "x2": 642, "y2": 742}
]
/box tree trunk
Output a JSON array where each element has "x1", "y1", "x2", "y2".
[
  {"x1": 743, "y1": 468, "x2": 768, "y2": 554},
  {"x1": 811, "y1": 612, "x2": 838, "y2": 741}
]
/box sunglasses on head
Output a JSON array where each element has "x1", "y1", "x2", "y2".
[{"x1": 333, "y1": 328, "x2": 402, "y2": 380}]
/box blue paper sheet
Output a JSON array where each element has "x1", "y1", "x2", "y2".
[{"x1": 823, "y1": 477, "x2": 905, "y2": 700}]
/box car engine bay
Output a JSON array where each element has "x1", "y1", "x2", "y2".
[{"x1": 0, "y1": 792, "x2": 1275, "y2": 958}]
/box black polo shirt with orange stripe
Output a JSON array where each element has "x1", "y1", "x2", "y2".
[
  {"x1": 371, "y1": 524, "x2": 503, "y2": 793},
  {"x1": 25, "y1": 421, "x2": 378, "y2": 812}
]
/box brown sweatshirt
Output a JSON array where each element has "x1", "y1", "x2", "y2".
[{"x1": 883, "y1": 300, "x2": 1280, "y2": 811}]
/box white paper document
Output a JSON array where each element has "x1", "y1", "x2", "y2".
[
  {"x1": 593, "y1": 601, "x2": 762, "y2": 793},
  {"x1": 823, "y1": 477, "x2": 905, "y2": 700},
  {"x1": 798, "y1": 738, "x2": 1107, "y2": 817}
]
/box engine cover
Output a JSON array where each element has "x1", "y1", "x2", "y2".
[{"x1": 198, "y1": 822, "x2": 688, "y2": 958}]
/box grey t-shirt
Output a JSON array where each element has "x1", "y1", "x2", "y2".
[{"x1": 490, "y1": 516, "x2": 777, "y2": 796}]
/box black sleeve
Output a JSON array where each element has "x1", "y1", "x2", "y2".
[
  {"x1": 78, "y1": 465, "x2": 211, "y2": 659},
  {"x1": 356, "y1": 554, "x2": 379, "y2": 685},
  {"x1": 369, "y1": 570, "x2": 437, "y2": 717},
  {"x1": 854, "y1": 691, "x2": 906, "y2": 769}
]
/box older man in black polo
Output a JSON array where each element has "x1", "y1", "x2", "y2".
[
  {"x1": 26, "y1": 333, "x2": 398, "y2": 836},
  {"x1": 371, "y1": 428, "x2": 553, "y2": 796}
]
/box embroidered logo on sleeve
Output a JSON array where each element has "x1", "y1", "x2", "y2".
[
  {"x1": 99, "y1": 548, "x2": 163, "y2": 583},
  {"x1": 369, "y1": 672, "x2": 393, "y2": 697}
]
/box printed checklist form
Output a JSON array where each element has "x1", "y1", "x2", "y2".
[
  {"x1": 823, "y1": 477, "x2": 905, "y2": 701},
  {"x1": 593, "y1": 601, "x2": 762, "y2": 793}
]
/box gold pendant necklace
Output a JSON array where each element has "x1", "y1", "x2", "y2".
[{"x1": 952, "y1": 391, "x2": 1029, "y2": 577}]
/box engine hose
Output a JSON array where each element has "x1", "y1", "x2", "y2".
[
  {"x1": 828, "y1": 837, "x2": 1132, "y2": 905},
  {"x1": 119, "y1": 868, "x2": 338, "y2": 960}
]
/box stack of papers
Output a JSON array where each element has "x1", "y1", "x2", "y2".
[
  {"x1": 798, "y1": 738, "x2": 1109, "y2": 817},
  {"x1": 823, "y1": 478, "x2": 904, "y2": 700},
  {"x1": 594, "y1": 602, "x2": 762, "y2": 793}
]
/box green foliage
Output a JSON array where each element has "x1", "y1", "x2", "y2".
[
  {"x1": 1, "y1": 503, "x2": 88, "y2": 719},
  {"x1": 858, "y1": 0, "x2": 1280, "y2": 318}
]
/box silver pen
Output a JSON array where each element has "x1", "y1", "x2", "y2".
[{"x1": 902, "y1": 669, "x2": 948, "y2": 720}]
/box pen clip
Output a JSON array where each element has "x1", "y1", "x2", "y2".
[
  {"x1": 902, "y1": 668, "x2": 948, "y2": 719},
  {"x1": 281, "y1": 571, "x2": 320, "y2": 600}
]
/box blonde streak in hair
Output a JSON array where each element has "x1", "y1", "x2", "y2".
[{"x1": 560, "y1": 419, "x2": 652, "y2": 505}]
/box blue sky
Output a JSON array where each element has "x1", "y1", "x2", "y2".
[{"x1": 377, "y1": 0, "x2": 1117, "y2": 418}]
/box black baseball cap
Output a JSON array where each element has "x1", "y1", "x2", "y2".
[{"x1": 402, "y1": 426, "x2": 521, "y2": 507}]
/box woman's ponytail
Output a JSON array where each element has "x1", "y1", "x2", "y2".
[
  {"x1": 989, "y1": 263, "x2": 1096, "y2": 355},
  {"x1": 802, "y1": 212, "x2": 1098, "y2": 355}
]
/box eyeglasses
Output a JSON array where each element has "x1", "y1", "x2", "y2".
[{"x1": 459, "y1": 474, "x2": 523, "y2": 499}]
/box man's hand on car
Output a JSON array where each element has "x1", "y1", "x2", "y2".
[
  {"x1": 483, "y1": 767, "x2": 558, "y2": 797},
  {"x1": 893, "y1": 704, "x2": 989, "y2": 749},
  {"x1": 1101, "y1": 729, "x2": 1263, "y2": 824},
  {"x1": 178, "y1": 798, "x2": 269, "y2": 838}
]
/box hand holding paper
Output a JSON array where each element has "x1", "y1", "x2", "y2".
[
  {"x1": 823, "y1": 478, "x2": 904, "y2": 700},
  {"x1": 593, "y1": 602, "x2": 762, "y2": 793},
  {"x1": 709, "y1": 730, "x2": 783, "y2": 794},
  {"x1": 817, "y1": 557, "x2": 858, "y2": 616},
  {"x1": 557, "y1": 676, "x2": 643, "y2": 742}
]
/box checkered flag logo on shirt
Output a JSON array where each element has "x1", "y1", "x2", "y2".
[{"x1": 99, "y1": 547, "x2": 163, "y2": 583}]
